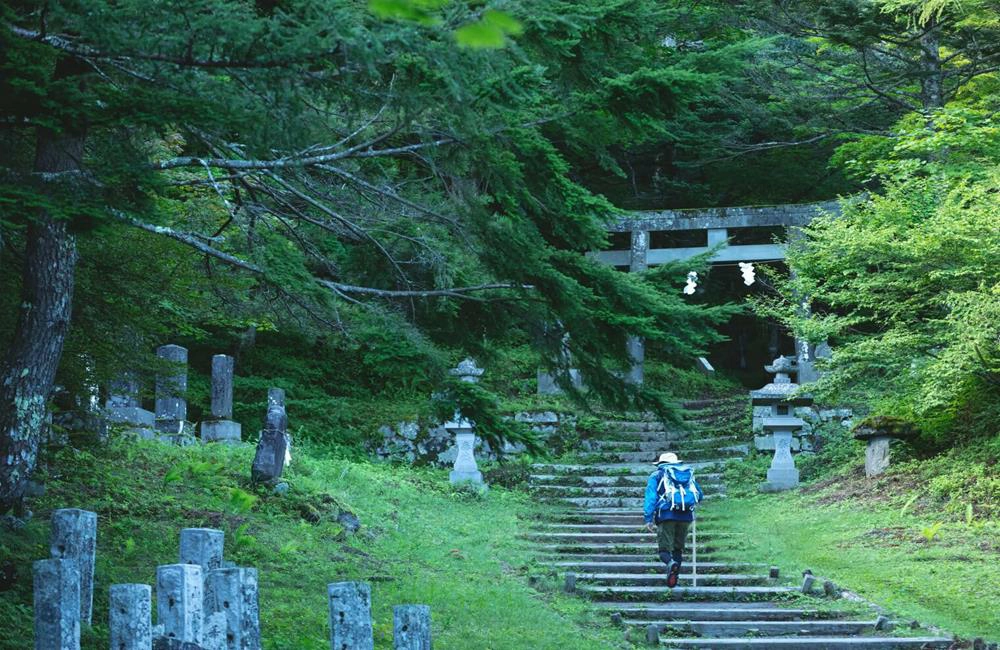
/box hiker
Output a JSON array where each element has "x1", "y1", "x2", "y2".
[{"x1": 643, "y1": 452, "x2": 704, "y2": 588}]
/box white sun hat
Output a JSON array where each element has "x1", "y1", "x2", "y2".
[{"x1": 654, "y1": 452, "x2": 680, "y2": 465}]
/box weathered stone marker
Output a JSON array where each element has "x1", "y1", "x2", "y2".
[
  {"x1": 50, "y1": 508, "x2": 97, "y2": 625},
  {"x1": 251, "y1": 395, "x2": 288, "y2": 484},
  {"x1": 645, "y1": 623, "x2": 659, "y2": 646},
  {"x1": 204, "y1": 567, "x2": 260, "y2": 650},
  {"x1": 109, "y1": 584, "x2": 152, "y2": 650},
  {"x1": 179, "y1": 528, "x2": 224, "y2": 574},
  {"x1": 155, "y1": 344, "x2": 189, "y2": 436},
  {"x1": 201, "y1": 612, "x2": 228, "y2": 650},
  {"x1": 156, "y1": 564, "x2": 203, "y2": 644},
  {"x1": 563, "y1": 572, "x2": 577, "y2": 593},
  {"x1": 34, "y1": 558, "x2": 81, "y2": 650},
  {"x1": 201, "y1": 355, "x2": 242, "y2": 444},
  {"x1": 446, "y1": 359, "x2": 485, "y2": 486},
  {"x1": 393, "y1": 605, "x2": 431, "y2": 650},
  {"x1": 328, "y1": 581, "x2": 374, "y2": 650},
  {"x1": 107, "y1": 372, "x2": 156, "y2": 438}
]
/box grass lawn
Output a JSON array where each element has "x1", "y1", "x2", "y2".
[
  {"x1": 713, "y1": 486, "x2": 1000, "y2": 640},
  {"x1": 0, "y1": 439, "x2": 622, "y2": 650}
]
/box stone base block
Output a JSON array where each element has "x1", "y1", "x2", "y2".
[
  {"x1": 108, "y1": 406, "x2": 155, "y2": 427},
  {"x1": 449, "y1": 469, "x2": 484, "y2": 485},
  {"x1": 761, "y1": 467, "x2": 800, "y2": 492},
  {"x1": 158, "y1": 433, "x2": 197, "y2": 447},
  {"x1": 200, "y1": 420, "x2": 242, "y2": 444}
]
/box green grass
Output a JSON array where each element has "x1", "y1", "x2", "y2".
[
  {"x1": 0, "y1": 439, "x2": 624, "y2": 650},
  {"x1": 712, "y1": 489, "x2": 1000, "y2": 640}
]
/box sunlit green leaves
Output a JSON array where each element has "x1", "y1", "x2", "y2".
[
  {"x1": 368, "y1": 0, "x2": 449, "y2": 24},
  {"x1": 455, "y1": 10, "x2": 523, "y2": 49}
]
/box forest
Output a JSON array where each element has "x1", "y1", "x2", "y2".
[{"x1": 1, "y1": 0, "x2": 999, "y2": 648}]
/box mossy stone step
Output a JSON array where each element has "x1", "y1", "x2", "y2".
[
  {"x1": 600, "y1": 603, "x2": 853, "y2": 622},
  {"x1": 657, "y1": 637, "x2": 952, "y2": 649},
  {"x1": 578, "y1": 572, "x2": 771, "y2": 587},
  {"x1": 539, "y1": 561, "x2": 764, "y2": 575},
  {"x1": 639, "y1": 619, "x2": 877, "y2": 636},
  {"x1": 578, "y1": 584, "x2": 802, "y2": 602}
]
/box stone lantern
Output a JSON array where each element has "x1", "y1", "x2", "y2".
[
  {"x1": 447, "y1": 358, "x2": 485, "y2": 485},
  {"x1": 751, "y1": 356, "x2": 813, "y2": 492}
]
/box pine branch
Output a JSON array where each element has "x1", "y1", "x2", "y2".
[{"x1": 117, "y1": 213, "x2": 533, "y2": 301}]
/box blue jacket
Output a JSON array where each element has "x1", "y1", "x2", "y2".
[{"x1": 643, "y1": 463, "x2": 701, "y2": 524}]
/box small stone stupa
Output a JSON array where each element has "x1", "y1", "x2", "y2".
[{"x1": 751, "y1": 356, "x2": 813, "y2": 492}]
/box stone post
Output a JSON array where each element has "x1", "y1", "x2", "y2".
[
  {"x1": 155, "y1": 344, "x2": 189, "y2": 436},
  {"x1": 51, "y1": 508, "x2": 97, "y2": 625},
  {"x1": 156, "y1": 564, "x2": 203, "y2": 644},
  {"x1": 201, "y1": 355, "x2": 242, "y2": 444},
  {"x1": 204, "y1": 567, "x2": 260, "y2": 650},
  {"x1": 447, "y1": 359, "x2": 484, "y2": 486},
  {"x1": 179, "y1": 528, "x2": 224, "y2": 574},
  {"x1": 328, "y1": 581, "x2": 374, "y2": 650},
  {"x1": 251, "y1": 395, "x2": 288, "y2": 484},
  {"x1": 109, "y1": 584, "x2": 152, "y2": 650},
  {"x1": 859, "y1": 436, "x2": 890, "y2": 477},
  {"x1": 34, "y1": 559, "x2": 81, "y2": 650},
  {"x1": 626, "y1": 229, "x2": 648, "y2": 385},
  {"x1": 393, "y1": 605, "x2": 431, "y2": 650},
  {"x1": 625, "y1": 335, "x2": 644, "y2": 385}
]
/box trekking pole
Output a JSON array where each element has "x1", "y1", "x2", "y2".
[{"x1": 692, "y1": 517, "x2": 698, "y2": 587}]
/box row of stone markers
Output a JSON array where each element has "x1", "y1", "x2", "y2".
[
  {"x1": 32, "y1": 509, "x2": 433, "y2": 649},
  {"x1": 107, "y1": 345, "x2": 241, "y2": 445}
]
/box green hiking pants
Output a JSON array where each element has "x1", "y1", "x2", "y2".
[{"x1": 657, "y1": 520, "x2": 691, "y2": 564}]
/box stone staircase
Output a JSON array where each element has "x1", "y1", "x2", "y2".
[{"x1": 528, "y1": 398, "x2": 954, "y2": 649}]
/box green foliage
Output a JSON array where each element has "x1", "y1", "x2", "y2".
[
  {"x1": 920, "y1": 521, "x2": 944, "y2": 542},
  {"x1": 0, "y1": 438, "x2": 624, "y2": 649},
  {"x1": 756, "y1": 107, "x2": 1000, "y2": 447},
  {"x1": 482, "y1": 458, "x2": 532, "y2": 489}
]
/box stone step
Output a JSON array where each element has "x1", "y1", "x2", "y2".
[
  {"x1": 591, "y1": 437, "x2": 738, "y2": 451},
  {"x1": 538, "y1": 524, "x2": 726, "y2": 534},
  {"x1": 586, "y1": 431, "x2": 716, "y2": 442},
  {"x1": 538, "y1": 552, "x2": 728, "y2": 563},
  {"x1": 600, "y1": 603, "x2": 852, "y2": 621},
  {"x1": 578, "y1": 585, "x2": 802, "y2": 602},
  {"x1": 530, "y1": 473, "x2": 724, "y2": 487},
  {"x1": 531, "y1": 462, "x2": 725, "y2": 473},
  {"x1": 532, "y1": 485, "x2": 723, "y2": 498},
  {"x1": 579, "y1": 446, "x2": 748, "y2": 464},
  {"x1": 539, "y1": 561, "x2": 764, "y2": 575},
  {"x1": 657, "y1": 637, "x2": 952, "y2": 649},
  {"x1": 577, "y1": 573, "x2": 772, "y2": 587},
  {"x1": 542, "y1": 494, "x2": 725, "y2": 508},
  {"x1": 538, "y1": 546, "x2": 725, "y2": 559},
  {"x1": 638, "y1": 620, "x2": 877, "y2": 637},
  {"x1": 546, "y1": 513, "x2": 718, "y2": 526}
]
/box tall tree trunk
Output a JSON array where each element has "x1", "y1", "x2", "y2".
[
  {"x1": 0, "y1": 58, "x2": 86, "y2": 515},
  {"x1": 919, "y1": 18, "x2": 944, "y2": 112}
]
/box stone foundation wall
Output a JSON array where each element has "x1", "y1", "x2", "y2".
[{"x1": 371, "y1": 411, "x2": 570, "y2": 465}]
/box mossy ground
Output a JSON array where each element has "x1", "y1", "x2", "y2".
[
  {"x1": 0, "y1": 439, "x2": 623, "y2": 650},
  {"x1": 714, "y1": 463, "x2": 1000, "y2": 640}
]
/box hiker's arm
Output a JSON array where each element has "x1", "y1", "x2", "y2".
[{"x1": 643, "y1": 475, "x2": 657, "y2": 524}]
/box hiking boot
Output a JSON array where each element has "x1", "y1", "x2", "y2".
[{"x1": 666, "y1": 561, "x2": 682, "y2": 589}]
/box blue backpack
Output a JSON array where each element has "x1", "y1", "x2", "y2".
[{"x1": 655, "y1": 464, "x2": 703, "y2": 513}]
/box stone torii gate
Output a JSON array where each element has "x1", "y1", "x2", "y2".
[{"x1": 594, "y1": 200, "x2": 840, "y2": 384}]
